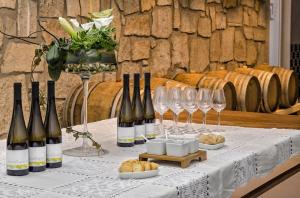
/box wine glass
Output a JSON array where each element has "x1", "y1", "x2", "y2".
[
  {"x1": 197, "y1": 88, "x2": 212, "y2": 133},
  {"x1": 212, "y1": 89, "x2": 226, "y2": 132},
  {"x1": 182, "y1": 87, "x2": 198, "y2": 134},
  {"x1": 168, "y1": 87, "x2": 184, "y2": 135},
  {"x1": 153, "y1": 86, "x2": 169, "y2": 139}
]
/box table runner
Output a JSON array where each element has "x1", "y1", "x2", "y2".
[{"x1": 0, "y1": 118, "x2": 299, "y2": 198}]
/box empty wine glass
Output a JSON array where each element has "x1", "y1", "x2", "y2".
[
  {"x1": 153, "y1": 86, "x2": 169, "y2": 139},
  {"x1": 182, "y1": 87, "x2": 198, "y2": 134},
  {"x1": 197, "y1": 88, "x2": 212, "y2": 133},
  {"x1": 168, "y1": 87, "x2": 184, "y2": 135},
  {"x1": 212, "y1": 89, "x2": 226, "y2": 132}
]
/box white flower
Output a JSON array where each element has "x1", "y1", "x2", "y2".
[
  {"x1": 69, "y1": 19, "x2": 83, "y2": 32},
  {"x1": 81, "y1": 22, "x2": 95, "y2": 31},
  {"x1": 93, "y1": 16, "x2": 114, "y2": 29}
]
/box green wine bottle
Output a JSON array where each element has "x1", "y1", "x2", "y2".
[
  {"x1": 45, "y1": 81, "x2": 62, "y2": 168},
  {"x1": 132, "y1": 73, "x2": 145, "y2": 144},
  {"x1": 143, "y1": 73, "x2": 156, "y2": 139},
  {"x1": 117, "y1": 74, "x2": 135, "y2": 147},
  {"x1": 6, "y1": 83, "x2": 29, "y2": 176},
  {"x1": 27, "y1": 82, "x2": 46, "y2": 172}
]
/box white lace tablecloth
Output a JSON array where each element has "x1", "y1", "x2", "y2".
[{"x1": 0, "y1": 118, "x2": 300, "y2": 198}]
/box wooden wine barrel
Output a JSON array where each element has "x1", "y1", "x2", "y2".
[
  {"x1": 63, "y1": 78, "x2": 170, "y2": 126},
  {"x1": 255, "y1": 64, "x2": 299, "y2": 108},
  {"x1": 174, "y1": 71, "x2": 261, "y2": 112},
  {"x1": 234, "y1": 67, "x2": 281, "y2": 113},
  {"x1": 62, "y1": 81, "x2": 123, "y2": 126},
  {"x1": 63, "y1": 77, "x2": 237, "y2": 126},
  {"x1": 198, "y1": 77, "x2": 237, "y2": 111}
]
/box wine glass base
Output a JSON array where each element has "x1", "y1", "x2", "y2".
[
  {"x1": 195, "y1": 127, "x2": 212, "y2": 134},
  {"x1": 63, "y1": 146, "x2": 108, "y2": 157},
  {"x1": 211, "y1": 128, "x2": 226, "y2": 132}
]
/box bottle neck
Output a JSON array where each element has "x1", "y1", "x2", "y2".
[
  {"x1": 144, "y1": 85, "x2": 151, "y2": 98},
  {"x1": 47, "y1": 95, "x2": 56, "y2": 105},
  {"x1": 31, "y1": 97, "x2": 40, "y2": 112},
  {"x1": 144, "y1": 77, "x2": 151, "y2": 93},
  {"x1": 14, "y1": 99, "x2": 22, "y2": 107},
  {"x1": 133, "y1": 85, "x2": 140, "y2": 96},
  {"x1": 30, "y1": 90, "x2": 42, "y2": 122},
  {"x1": 13, "y1": 99, "x2": 24, "y2": 120},
  {"x1": 123, "y1": 81, "x2": 130, "y2": 99}
]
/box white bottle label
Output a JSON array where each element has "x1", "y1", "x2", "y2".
[
  {"x1": 6, "y1": 149, "x2": 29, "y2": 170},
  {"x1": 117, "y1": 127, "x2": 135, "y2": 143},
  {"x1": 135, "y1": 124, "x2": 145, "y2": 141},
  {"x1": 46, "y1": 143, "x2": 62, "y2": 164},
  {"x1": 145, "y1": 123, "x2": 156, "y2": 138},
  {"x1": 29, "y1": 146, "x2": 46, "y2": 167}
]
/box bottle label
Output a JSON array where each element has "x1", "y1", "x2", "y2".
[
  {"x1": 117, "y1": 127, "x2": 135, "y2": 143},
  {"x1": 145, "y1": 123, "x2": 156, "y2": 139},
  {"x1": 46, "y1": 143, "x2": 62, "y2": 164},
  {"x1": 29, "y1": 146, "x2": 46, "y2": 167},
  {"x1": 135, "y1": 124, "x2": 145, "y2": 141},
  {"x1": 6, "y1": 149, "x2": 29, "y2": 170}
]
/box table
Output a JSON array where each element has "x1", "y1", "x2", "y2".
[{"x1": 0, "y1": 118, "x2": 300, "y2": 198}]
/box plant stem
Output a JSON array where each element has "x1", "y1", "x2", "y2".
[
  {"x1": 0, "y1": 30, "x2": 40, "y2": 45},
  {"x1": 38, "y1": 20, "x2": 60, "y2": 42}
]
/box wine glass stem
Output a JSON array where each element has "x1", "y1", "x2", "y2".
[
  {"x1": 81, "y1": 75, "x2": 89, "y2": 149},
  {"x1": 175, "y1": 113, "x2": 179, "y2": 133},
  {"x1": 203, "y1": 112, "x2": 207, "y2": 130},
  {"x1": 187, "y1": 112, "x2": 192, "y2": 131},
  {"x1": 159, "y1": 114, "x2": 167, "y2": 139},
  {"x1": 217, "y1": 111, "x2": 221, "y2": 129},
  {"x1": 188, "y1": 113, "x2": 192, "y2": 124}
]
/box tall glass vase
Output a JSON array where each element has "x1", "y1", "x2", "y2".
[{"x1": 63, "y1": 71, "x2": 105, "y2": 157}]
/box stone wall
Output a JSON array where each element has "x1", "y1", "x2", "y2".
[
  {"x1": 0, "y1": 0, "x2": 269, "y2": 134},
  {"x1": 115, "y1": 0, "x2": 269, "y2": 78}
]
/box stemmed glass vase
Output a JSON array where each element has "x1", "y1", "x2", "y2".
[{"x1": 63, "y1": 50, "x2": 116, "y2": 157}]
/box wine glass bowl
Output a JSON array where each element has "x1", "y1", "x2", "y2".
[
  {"x1": 168, "y1": 87, "x2": 184, "y2": 135},
  {"x1": 153, "y1": 86, "x2": 169, "y2": 138},
  {"x1": 182, "y1": 87, "x2": 198, "y2": 114},
  {"x1": 197, "y1": 88, "x2": 213, "y2": 133},
  {"x1": 153, "y1": 86, "x2": 169, "y2": 115},
  {"x1": 212, "y1": 89, "x2": 226, "y2": 132},
  {"x1": 197, "y1": 88, "x2": 212, "y2": 113},
  {"x1": 182, "y1": 87, "x2": 198, "y2": 133},
  {"x1": 168, "y1": 87, "x2": 184, "y2": 115}
]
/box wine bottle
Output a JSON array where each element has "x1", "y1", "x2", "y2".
[
  {"x1": 143, "y1": 73, "x2": 156, "y2": 139},
  {"x1": 45, "y1": 81, "x2": 62, "y2": 168},
  {"x1": 6, "y1": 83, "x2": 29, "y2": 176},
  {"x1": 117, "y1": 74, "x2": 135, "y2": 147},
  {"x1": 27, "y1": 82, "x2": 46, "y2": 172},
  {"x1": 132, "y1": 73, "x2": 145, "y2": 144}
]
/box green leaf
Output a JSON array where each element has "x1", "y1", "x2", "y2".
[
  {"x1": 48, "y1": 63, "x2": 62, "y2": 81},
  {"x1": 46, "y1": 45, "x2": 60, "y2": 65}
]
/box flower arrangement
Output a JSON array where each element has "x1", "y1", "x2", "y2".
[{"x1": 33, "y1": 9, "x2": 118, "y2": 81}]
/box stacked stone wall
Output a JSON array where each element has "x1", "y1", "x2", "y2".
[{"x1": 0, "y1": 0, "x2": 269, "y2": 133}]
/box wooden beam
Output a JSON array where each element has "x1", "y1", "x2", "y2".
[
  {"x1": 274, "y1": 103, "x2": 300, "y2": 115},
  {"x1": 163, "y1": 110, "x2": 300, "y2": 129}
]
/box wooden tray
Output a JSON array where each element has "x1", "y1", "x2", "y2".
[{"x1": 139, "y1": 150, "x2": 207, "y2": 168}]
